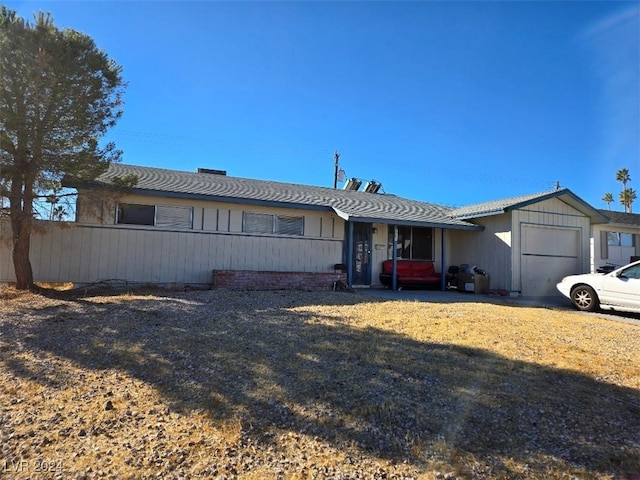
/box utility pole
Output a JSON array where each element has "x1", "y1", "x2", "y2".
[{"x1": 333, "y1": 151, "x2": 341, "y2": 189}]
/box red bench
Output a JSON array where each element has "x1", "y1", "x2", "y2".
[{"x1": 379, "y1": 260, "x2": 442, "y2": 289}]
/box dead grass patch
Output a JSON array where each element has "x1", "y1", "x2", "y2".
[{"x1": 0, "y1": 289, "x2": 638, "y2": 479}]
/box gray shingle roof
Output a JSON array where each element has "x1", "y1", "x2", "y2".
[
  {"x1": 597, "y1": 209, "x2": 640, "y2": 227},
  {"x1": 450, "y1": 189, "x2": 609, "y2": 224},
  {"x1": 82, "y1": 163, "x2": 481, "y2": 230},
  {"x1": 450, "y1": 190, "x2": 564, "y2": 219}
]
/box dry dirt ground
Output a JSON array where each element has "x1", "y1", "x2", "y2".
[{"x1": 0, "y1": 287, "x2": 638, "y2": 479}]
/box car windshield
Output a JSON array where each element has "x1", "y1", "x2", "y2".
[{"x1": 620, "y1": 264, "x2": 640, "y2": 279}]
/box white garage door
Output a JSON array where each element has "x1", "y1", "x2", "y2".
[{"x1": 521, "y1": 225, "x2": 581, "y2": 296}]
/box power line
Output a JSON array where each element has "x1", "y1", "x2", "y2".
[{"x1": 109, "y1": 129, "x2": 333, "y2": 156}]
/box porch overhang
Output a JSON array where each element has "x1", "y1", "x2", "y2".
[{"x1": 332, "y1": 208, "x2": 484, "y2": 231}]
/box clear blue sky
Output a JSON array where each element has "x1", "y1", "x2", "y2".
[{"x1": 7, "y1": 1, "x2": 640, "y2": 210}]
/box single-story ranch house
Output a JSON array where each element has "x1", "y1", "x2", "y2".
[
  {"x1": 591, "y1": 209, "x2": 640, "y2": 272},
  {"x1": 1, "y1": 163, "x2": 638, "y2": 296}
]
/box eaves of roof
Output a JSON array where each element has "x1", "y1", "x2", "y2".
[
  {"x1": 597, "y1": 209, "x2": 640, "y2": 228},
  {"x1": 452, "y1": 209, "x2": 506, "y2": 221},
  {"x1": 332, "y1": 208, "x2": 483, "y2": 230},
  {"x1": 450, "y1": 189, "x2": 609, "y2": 224}
]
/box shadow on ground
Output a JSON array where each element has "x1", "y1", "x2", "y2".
[{"x1": 2, "y1": 290, "x2": 639, "y2": 478}]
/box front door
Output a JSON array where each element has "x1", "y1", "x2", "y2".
[{"x1": 352, "y1": 223, "x2": 372, "y2": 286}]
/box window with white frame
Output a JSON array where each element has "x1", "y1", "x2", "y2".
[
  {"x1": 607, "y1": 232, "x2": 633, "y2": 247},
  {"x1": 242, "y1": 212, "x2": 304, "y2": 236}
]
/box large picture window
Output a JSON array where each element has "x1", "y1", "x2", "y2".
[
  {"x1": 243, "y1": 212, "x2": 304, "y2": 236},
  {"x1": 116, "y1": 204, "x2": 193, "y2": 229},
  {"x1": 388, "y1": 226, "x2": 433, "y2": 260}
]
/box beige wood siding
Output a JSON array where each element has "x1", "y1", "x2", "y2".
[
  {"x1": 447, "y1": 213, "x2": 512, "y2": 291},
  {"x1": 0, "y1": 219, "x2": 343, "y2": 285}
]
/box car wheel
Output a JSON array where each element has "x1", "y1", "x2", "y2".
[{"x1": 571, "y1": 285, "x2": 599, "y2": 312}]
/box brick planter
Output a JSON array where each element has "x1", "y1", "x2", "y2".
[{"x1": 212, "y1": 270, "x2": 347, "y2": 291}]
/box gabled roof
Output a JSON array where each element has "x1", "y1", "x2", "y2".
[
  {"x1": 449, "y1": 188, "x2": 609, "y2": 224},
  {"x1": 75, "y1": 163, "x2": 482, "y2": 231},
  {"x1": 597, "y1": 209, "x2": 640, "y2": 227}
]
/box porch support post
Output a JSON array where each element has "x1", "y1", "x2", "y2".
[
  {"x1": 347, "y1": 221, "x2": 354, "y2": 288},
  {"x1": 440, "y1": 228, "x2": 446, "y2": 291},
  {"x1": 392, "y1": 225, "x2": 398, "y2": 291}
]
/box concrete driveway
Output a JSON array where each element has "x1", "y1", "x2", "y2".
[{"x1": 357, "y1": 288, "x2": 640, "y2": 327}]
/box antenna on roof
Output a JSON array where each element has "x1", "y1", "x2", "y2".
[
  {"x1": 333, "y1": 151, "x2": 341, "y2": 189},
  {"x1": 555, "y1": 181, "x2": 561, "y2": 191}
]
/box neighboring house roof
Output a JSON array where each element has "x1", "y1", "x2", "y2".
[
  {"x1": 597, "y1": 210, "x2": 640, "y2": 228},
  {"x1": 73, "y1": 163, "x2": 482, "y2": 231},
  {"x1": 449, "y1": 189, "x2": 609, "y2": 224}
]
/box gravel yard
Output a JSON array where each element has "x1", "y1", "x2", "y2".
[{"x1": 0, "y1": 287, "x2": 639, "y2": 479}]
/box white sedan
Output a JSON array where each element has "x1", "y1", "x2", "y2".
[{"x1": 556, "y1": 260, "x2": 640, "y2": 313}]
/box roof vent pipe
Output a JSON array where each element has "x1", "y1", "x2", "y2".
[{"x1": 197, "y1": 168, "x2": 227, "y2": 175}]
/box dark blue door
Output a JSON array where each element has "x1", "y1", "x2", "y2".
[{"x1": 352, "y1": 223, "x2": 372, "y2": 285}]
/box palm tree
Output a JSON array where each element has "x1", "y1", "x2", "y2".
[
  {"x1": 616, "y1": 168, "x2": 631, "y2": 212},
  {"x1": 52, "y1": 205, "x2": 67, "y2": 221},
  {"x1": 619, "y1": 188, "x2": 636, "y2": 214},
  {"x1": 602, "y1": 192, "x2": 614, "y2": 210},
  {"x1": 616, "y1": 168, "x2": 631, "y2": 188}
]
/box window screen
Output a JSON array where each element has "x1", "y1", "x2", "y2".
[
  {"x1": 275, "y1": 215, "x2": 303, "y2": 236},
  {"x1": 243, "y1": 212, "x2": 304, "y2": 235},
  {"x1": 156, "y1": 205, "x2": 193, "y2": 229},
  {"x1": 243, "y1": 212, "x2": 274, "y2": 234}
]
